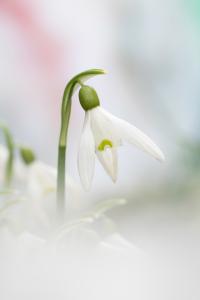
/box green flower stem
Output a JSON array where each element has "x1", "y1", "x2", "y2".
[
  {"x1": 0, "y1": 124, "x2": 14, "y2": 187},
  {"x1": 56, "y1": 69, "x2": 106, "y2": 216}
]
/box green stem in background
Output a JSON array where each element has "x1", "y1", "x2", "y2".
[
  {"x1": 0, "y1": 124, "x2": 14, "y2": 187},
  {"x1": 57, "y1": 69, "x2": 106, "y2": 216}
]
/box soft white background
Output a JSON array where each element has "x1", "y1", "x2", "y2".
[{"x1": 1, "y1": 0, "x2": 200, "y2": 299}]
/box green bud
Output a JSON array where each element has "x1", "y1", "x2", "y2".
[
  {"x1": 79, "y1": 85, "x2": 100, "y2": 111},
  {"x1": 20, "y1": 147, "x2": 36, "y2": 165}
]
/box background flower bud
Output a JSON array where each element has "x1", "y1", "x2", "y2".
[{"x1": 20, "y1": 147, "x2": 36, "y2": 165}]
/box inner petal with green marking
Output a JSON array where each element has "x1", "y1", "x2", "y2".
[{"x1": 98, "y1": 139, "x2": 113, "y2": 151}]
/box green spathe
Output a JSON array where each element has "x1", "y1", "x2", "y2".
[{"x1": 79, "y1": 85, "x2": 100, "y2": 111}]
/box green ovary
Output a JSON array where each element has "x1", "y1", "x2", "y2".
[{"x1": 98, "y1": 139, "x2": 113, "y2": 151}]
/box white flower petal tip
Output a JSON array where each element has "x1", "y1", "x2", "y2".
[
  {"x1": 155, "y1": 149, "x2": 165, "y2": 163},
  {"x1": 110, "y1": 172, "x2": 117, "y2": 183},
  {"x1": 142, "y1": 142, "x2": 165, "y2": 163},
  {"x1": 111, "y1": 176, "x2": 117, "y2": 183},
  {"x1": 144, "y1": 140, "x2": 165, "y2": 163},
  {"x1": 96, "y1": 147, "x2": 118, "y2": 183}
]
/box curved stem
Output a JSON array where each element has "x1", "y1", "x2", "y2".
[
  {"x1": 56, "y1": 69, "x2": 106, "y2": 217},
  {"x1": 0, "y1": 124, "x2": 14, "y2": 187}
]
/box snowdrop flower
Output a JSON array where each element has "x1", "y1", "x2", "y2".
[{"x1": 78, "y1": 85, "x2": 165, "y2": 190}]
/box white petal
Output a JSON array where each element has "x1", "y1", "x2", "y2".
[
  {"x1": 117, "y1": 119, "x2": 165, "y2": 162},
  {"x1": 97, "y1": 108, "x2": 165, "y2": 162},
  {"x1": 90, "y1": 107, "x2": 120, "y2": 147},
  {"x1": 78, "y1": 112, "x2": 95, "y2": 190},
  {"x1": 96, "y1": 147, "x2": 118, "y2": 182}
]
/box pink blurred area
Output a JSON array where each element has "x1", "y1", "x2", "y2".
[
  {"x1": 0, "y1": 0, "x2": 70, "y2": 161},
  {"x1": 0, "y1": 0, "x2": 68, "y2": 97},
  {"x1": 0, "y1": 0, "x2": 112, "y2": 169}
]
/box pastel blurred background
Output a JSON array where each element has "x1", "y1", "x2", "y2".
[{"x1": 1, "y1": 0, "x2": 200, "y2": 296}]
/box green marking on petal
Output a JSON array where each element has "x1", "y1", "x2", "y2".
[{"x1": 98, "y1": 139, "x2": 113, "y2": 151}]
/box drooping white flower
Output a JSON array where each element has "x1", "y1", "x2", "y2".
[{"x1": 78, "y1": 103, "x2": 165, "y2": 190}]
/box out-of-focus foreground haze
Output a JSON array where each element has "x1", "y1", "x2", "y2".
[{"x1": 1, "y1": 0, "x2": 200, "y2": 299}]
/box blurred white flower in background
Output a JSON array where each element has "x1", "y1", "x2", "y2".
[{"x1": 0, "y1": 144, "x2": 137, "y2": 254}]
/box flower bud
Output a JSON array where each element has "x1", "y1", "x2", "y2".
[
  {"x1": 79, "y1": 85, "x2": 100, "y2": 111},
  {"x1": 20, "y1": 147, "x2": 35, "y2": 165}
]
